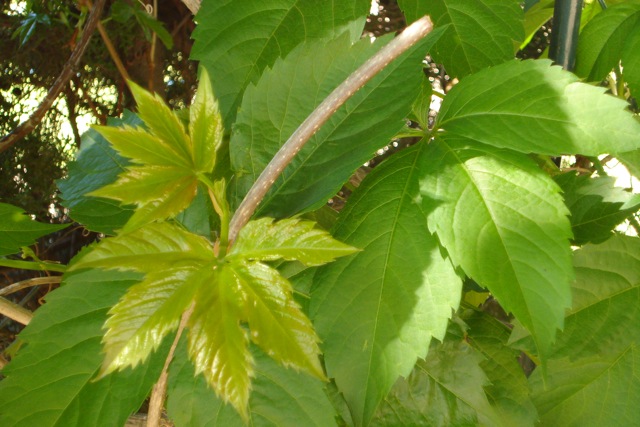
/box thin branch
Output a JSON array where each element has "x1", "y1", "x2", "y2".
[
  {"x1": 0, "y1": 0, "x2": 107, "y2": 153},
  {"x1": 227, "y1": 15, "x2": 434, "y2": 243},
  {"x1": 0, "y1": 258, "x2": 66, "y2": 273},
  {"x1": 147, "y1": 303, "x2": 194, "y2": 427},
  {"x1": 0, "y1": 296, "x2": 33, "y2": 325},
  {"x1": 92, "y1": 3, "x2": 132, "y2": 84},
  {"x1": 0, "y1": 276, "x2": 63, "y2": 297}
]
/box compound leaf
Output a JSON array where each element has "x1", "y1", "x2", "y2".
[
  {"x1": 436, "y1": 59, "x2": 640, "y2": 156},
  {"x1": 0, "y1": 203, "x2": 67, "y2": 256},
  {"x1": 312, "y1": 144, "x2": 462, "y2": 426},
  {"x1": 420, "y1": 138, "x2": 573, "y2": 360},
  {"x1": 228, "y1": 217, "x2": 359, "y2": 266},
  {"x1": 399, "y1": 0, "x2": 524, "y2": 78}
]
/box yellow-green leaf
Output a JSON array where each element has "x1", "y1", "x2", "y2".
[{"x1": 190, "y1": 67, "x2": 223, "y2": 172}]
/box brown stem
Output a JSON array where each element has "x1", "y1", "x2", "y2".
[
  {"x1": 147, "y1": 303, "x2": 194, "y2": 427},
  {"x1": 94, "y1": 11, "x2": 132, "y2": 84},
  {"x1": 0, "y1": 296, "x2": 33, "y2": 325},
  {"x1": 0, "y1": 0, "x2": 107, "y2": 153},
  {"x1": 227, "y1": 15, "x2": 434, "y2": 243},
  {"x1": 0, "y1": 276, "x2": 63, "y2": 297}
]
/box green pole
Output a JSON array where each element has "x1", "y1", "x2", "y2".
[{"x1": 549, "y1": 0, "x2": 583, "y2": 71}]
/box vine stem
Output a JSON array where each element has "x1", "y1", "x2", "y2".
[{"x1": 227, "y1": 15, "x2": 434, "y2": 243}]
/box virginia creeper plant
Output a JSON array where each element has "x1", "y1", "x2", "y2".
[{"x1": 1, "y1": 1, "x2": 640, "y2": 426}]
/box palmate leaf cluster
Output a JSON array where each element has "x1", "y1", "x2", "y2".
[{"x1": 1, "y1": 0, "x2": 640, "y2": 426}]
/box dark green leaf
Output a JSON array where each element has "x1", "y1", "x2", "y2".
[
  {"x1": 133, "y1": 8, "x2": 174, "y2": 49},
  {"x1": 529, "y1": 345, "x2": 640, "y2": 426},
  {"x1": 228, "y1": 217, "x2": 359, "y2": 266},
  {"x1": 436, "y1": 59, "x2": 640, "y2": 156},
  {"x1": 0, "y1": 203, "x2": 67, "y2": 256},
  {"x1": 575, "y1": 1, "x2": 640, "y2": 82},
  {"x1": 232, "y1": 28, "x2": 444, "y2": 218},
  {"x1": 0, "y1": 270, "x2": 168, "y2": 427},
  {"x1": 167, "y1": 339, "x2": 337, "y2": 427},
  {"x1": 312, "y1": 144, "x2": 462, "y2": 426},
  {"x1": 57, "y1": 113, "x2": 138, "y2": 235},
  {"x1": 419, "y1": 138, "x2": 573, "y2": 359},
  {"x1": 399, "y1": 0, "x2": 523, "y2": 78},
  {"x1": 372, "y1": 339, "x2": 499, "y2": 427},
  {"x1": 191, "y1": 0, "x2": 370, "y2": 128},
  {"x1": 554, "y1": 173, "x2": 640, "y2": 244},
  {"x1": 622, "y1": 26, "x2": 640, "y2": 95}
]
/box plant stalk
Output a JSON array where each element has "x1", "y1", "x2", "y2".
[{"x1": 227, "y1": 15, "x2": 434, "y2": 243}]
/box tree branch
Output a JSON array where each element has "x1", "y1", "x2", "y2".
[
  {"x1": 227, "y1": 15, "x2": 434, "y2": 243},
  {"x1": 0, "y1": 0, "x2": 107, "y2": 153},
  {"x1": 0, "y1": 296, "x2": 33, "y2": 325}
]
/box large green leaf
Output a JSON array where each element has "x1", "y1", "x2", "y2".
[
  {"x1": 617, "y1": 149, "x2": 640, "y2": 179},
  {"x1": 399, "y1": 0, "x2": 523, "y2": 78},
  {"x1": 228, "y1": 217, "x2": 358, "y2": 266},
  {"x1": 436, "y1": 59, "x2": 640, "y2": 156},
  {"x1": 167, "y1": 339, "x2": 338, "y2": 427},
  {"x1": 311, "y1": 144, "x2": 462, "y2": 426},
  {"x1": 0, "y1": 270, "x2": 168, "y2": 426},
  {"x1": 90, "y1": 80, "x2": 223, "y2": 232},
  {"x1": 191, "y1": 0, "x2": 369, "y2": 128},
  {"x1": 57, "y1": 113, "x2": 138, "y2": 235},
  {"x1": 554, "y1": 173, "x2": 640, "y2": 245},
  {"x1": 0, "y1": 203, "x2": 67, "y2": 256},
  {"x1": 575, "y1": 1, "x2": 640, "y2": 83},
  {"x1": 463, "y1": 310, "x2": 538, "y2": 426},
  {"x1": 419, "y1": 138, "x2": 573, "y2": 359},
  {"x1": 231, "y1": 28, "x2": 444, "y2": 218},
  {"x1": 371, "y1": 339, "x2": 499, "y2": 427},
  {"x1": 512, "y1": 235, "x2": 640, "y2": 361},
  {"x1": 529, "y1": 345, "x2": 640, "y2": 426},
  {"x1": 622, "y1": 25, "x2": 640, "y2": 95}
]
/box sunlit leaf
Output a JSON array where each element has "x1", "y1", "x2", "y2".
[
  {"x1": 399, "y1": 0, "x2": 524, "y2": 78},
  {"x1": 420, "y1": 138, "x2": 573, "y2": 359},
  {"x1": 190, "y1": 67, "x2": 223, "y2": 172},
  {"x1": 312, "y1": 144, "x2": 462, "y2": 426},
  {"x1": 228, "y1": 217, "x2": 359, "y2": 266},
  {"x1": 0, "y1": 270, "x2": 168, "y2": 427},
  {"x1": 0, "y1": 203, "x2": 67, "y2": 256},
  {"x1": 436, "y1": 59, "x2": 640, "y2": 156}
]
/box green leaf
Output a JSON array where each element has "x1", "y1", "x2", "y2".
[
  {"x1": 463, "y1": 309, "x2": 538, "y2": 427},
  {"x1": 521, "y1": 0, "x2": 553, "y2": 50},
  {"x1": 513, "y1": 235, "x2": 640, "y2": 361},
  {"x1": 191, "y1": 0, "x2": 369, "y2": 128},
  {"x1": 187, "y1": 267, "x2": 253, "y2": 420},
  {"x1": 57, "y1": 113, "x2": 138, "y2": 235},
  {"x1": 230, "y1": 262, "x2": 324, "y2": 379},
  {"x1": 228, "y1": 217, "x2": 359, "y2": 266},
  {"x1": 419, "y1": 138, "x2": 573, "y2": 359},
  {"x1": 617, "y1": 149, "x2": 640, "y2": 179},
  {"x1": 0, "y1": 203, "x2": 67, "y2": 256},
  {"x1": 167, "y1": 339, "x2": 338, "y2": 427},
  {"x1": 232, "y1": 28, "x2": 444, "y2": 218},
  {"x1": 575, "y1": 1, "x2": 640, "y2": 82},
  {"x1": 622, "y1": 26, "x2": 640, "y2": 95},
  {"x1": 371, "y1": 339, "x2": 499, "y2": 427},
  {"x1": 436, "y1": 59, "x2": 640, "y2": 156},
  {"x1": 311, "y1": 144, "x2": 462, "y2": 426},
  {"x1": 133, "y1": 7, "x2": 174, "y2": 49},
  {"x1": 529, "y1": 345, "x2": 640, "y2": 426},
  {"x1": 190, "y1": 67, "x2": 223, "y2": 173},
  {"x1": 0, "y1": 270, "x2": 168, "y2": 427},
  {"x1": 399, "y1": 0, "x2": 524, "y2": 78},
  {"x1": 554, "y1": 173, "x2": 640, "y2": 245}
]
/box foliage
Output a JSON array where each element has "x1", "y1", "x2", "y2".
[{"x1": 2, "y1": 1, "x2": 640, "y2": 426}]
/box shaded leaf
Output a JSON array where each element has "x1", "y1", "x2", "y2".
[
  {"x1": 0, "y1": 270, "x2": 168, "y2": 427},
  {"x1": 57, "y1": 113, "x2": 138, "y2": 235},
  {"x1": 419, "y1": 138, "x2": 573, "y2": 359},
  {"x1": 0, "y1": 203, "x2": 67, "y2": 256},
  {"x1": 617, "y1": 149, "x2": 640, "y2": 179},
  {"x1": 311, "y1": 144, "x2": 462, "y2": 426},
  {"x1": 167, "y1": 339, "x2": 337, "y2": 427},
  {"x1": 372, "y1": 339, "x2": 499, "y2": 427},
  {"x1": 231, "y1": 28, "x2": 444, "y2": 218},
  {"x1": 555, "y1": 173, "x2": 640, "y2": 245},
  {"x1": 529, "y1": 345, "x2": 640, "y2": 426},
  {"x1": 464, "y1": 309, "x2": 538, "y2": 426},
  {"x1": 575, "y1": 1, "x2": 640, "y2": 83},
  {"x1": 399, "y1": 0, "x2": 523, "y2": 78},
  {"x1": 191, "y1": 0, "x2": 369, "y2": 128},
  {"x1": 622, "y1": 26, "x2": 640, "y2": 95},
  {"x1": 228, "y1": 217, "x2": 358, "y2": 266},
  {"x1": 436, "y1": 59, "x2": 640, "y2": 156}
]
